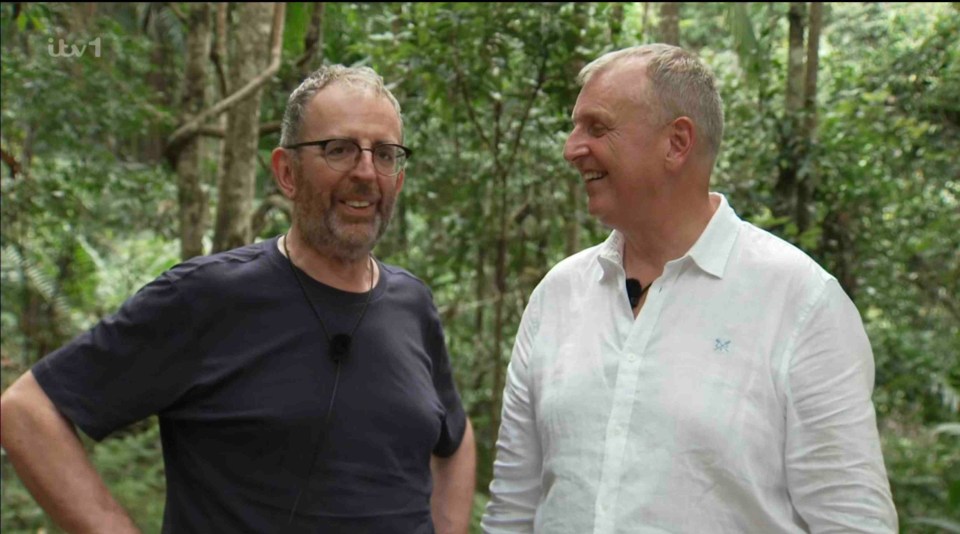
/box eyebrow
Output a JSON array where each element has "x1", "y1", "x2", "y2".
[
  {"x1": 571, "y1": 108, "x2": 614, "y2": 126},
  {"x1": 324, "y1": 136, "x2": 403, "y2": 146}
]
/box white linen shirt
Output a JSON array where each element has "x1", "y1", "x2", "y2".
[{"x1": 482, "y1": 194, "x2": 897, "y2": 534}]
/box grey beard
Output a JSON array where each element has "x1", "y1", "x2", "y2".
[{"x1": 294, "y1": 201, "x2": 393, "y2": 263}]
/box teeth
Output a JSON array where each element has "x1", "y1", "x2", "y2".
[
  {"x1": 584, "y1": 172, "x2": 605, "y2": 182},
  {"x1": 345, "y1": 200, "x2": 372, "y2": 208}
]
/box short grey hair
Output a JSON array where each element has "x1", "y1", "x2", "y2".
[
  {"x1": 579, "y1": 44, "x2": 724, "y2": 159},
  {"x1": 279, "y1": 65, "x2": 403, "y2": 147}
]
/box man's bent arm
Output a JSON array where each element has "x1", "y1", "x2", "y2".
[
  {"x1": 482, "y1": 293, "x2": 543, "y2": 533},
  {"x1": 784, "y1": 281, "x2": 898, "y2": 532},
  {"x1": 0, "y1": 371, "x2": 141, "y2": 534},
  {"x1": 431, "y1": 418, "x2": 476, "y2": 534}
]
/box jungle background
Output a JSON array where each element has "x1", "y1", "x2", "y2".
[{"x1": 1, "y1": 2, "x2": 957, "y2": 532}]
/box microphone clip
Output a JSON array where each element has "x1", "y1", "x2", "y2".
[{"x1": 625, "y1": 278, "x2": 646, "y2": 308}]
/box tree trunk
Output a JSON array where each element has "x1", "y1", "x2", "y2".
[
  {"x1": 642, "y1": 2, "x2": 651, "y2": 41},
  {"x1": 177, "y1": 3, "x2": 212, "y2": 260},
  {"x1": 296, "y1": 3, "x2": 325, "y2": 80},
  {"x1": 145, "y1": 32, "x2": 171, "y2": 161},
  {"x1": 491, "y1": 194, "x2": 507, "y2": 447},
  {"x1": 775, "y1": 2, "x2": 806, "y2": 229},
  {"x1": 803, "y1": 3, "x2": 822, "y2": 138},
  {"x1": 786, "y1": 3, "x2": 806, "y2": 113},
  {"x1": 796, "y1": 2, "x2": 823, "y2": 234},
  {"x1": 474, "y1": 239, "x2": 486, "y2": 356},
  {"x1": 658, "y1": 2, "x2": 680, "y2": 45},
  {"x1": 213, "y1": 2, "x2": 229, "y2": 97},
  {"x1": 609, "y1": 3, "x2": 624, "y2": 46},
  {"x1": 490, "y1": 94, "x2": 507, "y2": 447},
  {"x1": 213, "y1": 3, "x2": 276, "y2": 252},
  {"x1": 820, "y1": 209, "x2": 857, "y2": 299}
]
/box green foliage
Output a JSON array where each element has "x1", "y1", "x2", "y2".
[
  {"x1": 282, "y1": 2, "x2": 311, "y2": 57},
  {"x1": 0, "y1": 420, "x2": 166, "y2": 533},
  {"x1": 1, "y1": 3, "x2": 180, "y2": 364},
  {"x1": 882, "y1": 416, "x2": 960, "y2": 532},
  {"x1": 88, "y1": 421, "x2": 166, "y2": 532},
  {"x1": 471, "y1": 492, "x2": 490, "y2": 534}
]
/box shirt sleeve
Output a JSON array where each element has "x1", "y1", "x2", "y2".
[
  {"x1": 482, "y1": 287, "x2": 544, "y2": 533},
  {"x1": 32, "y1": 271, "x2": 197, "y2": 441},
  {"x1": 426, "y1": 295, "x2": 468, "y2": 458},
  {"x1": 784, "y1": 279, "x2": 898, "y2": 532}
]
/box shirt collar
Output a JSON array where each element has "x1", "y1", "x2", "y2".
[
  {"x1": 686, "y1": 192, "x2": 741, "y2": 279},
  {"x1": 593, "y1": 192, "x2": 741, "y2": 282},
  {"x1": 597, "y1": 231, "x2": 625, "y2": 282}
]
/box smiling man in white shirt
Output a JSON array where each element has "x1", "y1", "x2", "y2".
[{"x1": 481, "y1": 44, "x2": 898, "y2": 534}]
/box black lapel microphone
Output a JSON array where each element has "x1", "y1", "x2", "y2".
[{"x1": 626, "y1": 278, "x2": 646, "y2": 308}]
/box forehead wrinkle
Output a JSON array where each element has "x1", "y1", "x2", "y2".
[
  {"x1": 572, "y1": 100, "x2": 617, "y2": 127},
  {"x1": 301, "y1": 87, "x2": 402, "y2": 143},
  {"x1": 327, "y1": 135, "x2": 403, "y2": 148}
]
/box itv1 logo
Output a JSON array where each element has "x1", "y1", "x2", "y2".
[{"x1": 47, "y1": 37, "x2": 102, "y2": 58}]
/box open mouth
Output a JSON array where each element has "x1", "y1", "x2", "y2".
[{"x1": 338, "y1": 199, "x2": 379, "y2": 218}]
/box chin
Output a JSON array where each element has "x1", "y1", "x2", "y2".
[
  {"x1": 587, "y1": 206, "x2": 623, "y2": 233},
  {"x1": 586, "y1": 200, "x2": 610, "y2": 222},
  {"x1": 333, "y1": 229, "x2": 377, "y2": 250}
]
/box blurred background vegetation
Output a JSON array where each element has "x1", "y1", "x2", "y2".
[{"x1": 1, "y1": 2, "x2": 957, "y2": 532}]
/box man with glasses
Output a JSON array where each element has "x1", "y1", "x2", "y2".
[
  {"x1": 1, "y1": 65, "x2": 476, "y2": 534},
  {"x1": 482, "y1": 44, "x2": 897, "y2": 533}
]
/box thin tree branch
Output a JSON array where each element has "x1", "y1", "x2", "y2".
[
  {"x1": 295, "y1": 3, "x2": 325, "y2": 76},
  {"x1": 503, "y1": 52, "x2": 549, "y2": 178},
  {"x1": 164, "y1": 2, "x2": 187, "y2": 25},
  {"x1": 453, "y1": 68, "x2": 493, "y2": 152},
  {"x1": 451, "y1": 25, "x2": 493, "y2": 152},
  {"x1": 250, "y1": 192, "x2": 292, "y2": 237},
  {"x1": 196, "y1": 121, "x2": 282, "y2": 138}
]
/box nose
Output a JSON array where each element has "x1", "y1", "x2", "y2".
[
  {"x1": 351, "y1": 149, "x2": 378, "y2": 181},
  {"x1": 563, "y1": 127, "x2": 588, "y2": 164}
]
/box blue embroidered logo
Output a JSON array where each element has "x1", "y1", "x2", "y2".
[{"x1": 714, "y1": 338, "x2": 731, "y2": 353}]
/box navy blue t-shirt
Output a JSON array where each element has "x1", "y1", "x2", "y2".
[{"x1": 33, "y1": 237, "x2": 467, "y2": 533}]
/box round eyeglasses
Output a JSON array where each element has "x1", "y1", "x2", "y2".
[{"x1": 282, "y1": 138, "x2": 412, "y2": 176}]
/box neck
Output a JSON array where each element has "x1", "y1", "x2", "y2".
[
  {"x1": 621, "y1": 191, "x2": 718, "y2": 281},
  {"x1": 282, "y1": 228, "x2": 375, "y2": 293}
]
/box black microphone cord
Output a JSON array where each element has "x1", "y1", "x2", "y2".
[{"x1": 285, "y1": 362, "x2": 342, "y2": 527}]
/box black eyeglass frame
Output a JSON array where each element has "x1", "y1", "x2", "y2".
[{"x1": 282, "y1": 138, "x2": 413, "y2": 176}]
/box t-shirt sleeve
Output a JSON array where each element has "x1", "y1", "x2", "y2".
[
  {"x1": 424, "y1": 295, "x2": 467, "y2": 458},
  {"x1": 32, "y1": 270, "x2": 197, "y2": 441}
]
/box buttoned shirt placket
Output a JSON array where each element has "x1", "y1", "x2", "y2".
[{"x1": 592, "y1": 250, "x2": 685, "y2": 534}]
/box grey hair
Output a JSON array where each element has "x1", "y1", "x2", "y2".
[
  {"x1": 279, "y1": 65, "x2": 403, "y2": 147},
  {"x1": 578, "y1": 44, "x2": 724, "y2": 159}
]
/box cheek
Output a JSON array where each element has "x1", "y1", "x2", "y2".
[
  {"x1": 297, "y1": 177, "x2": 331, "y2": 206},
  {"x1": 378, "y1": 176, "x2": 401, "y2": 197}
]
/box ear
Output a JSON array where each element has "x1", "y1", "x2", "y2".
[
  {"x1": 394, "y1": 169, "x2": 405, "y2": 194},
  {"x1": 664, "y1": 116, "x2": 696, "y2": 172},
  {"x1": 271, "y1": 147, "x2": 298, "y2": 200}
]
